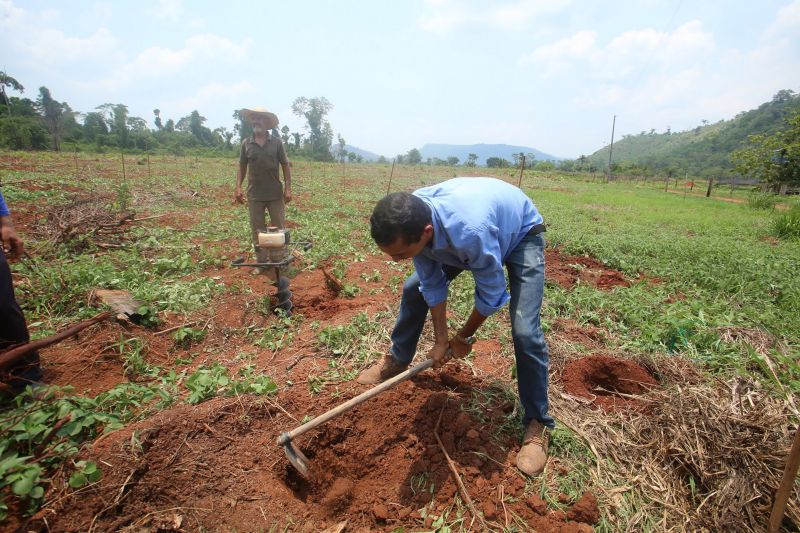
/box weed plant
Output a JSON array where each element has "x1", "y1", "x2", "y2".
[{"x1": 771, "y1": 205, "x2": 800, "y2": 240}]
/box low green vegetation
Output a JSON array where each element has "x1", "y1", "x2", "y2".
[{"x1": 1, "y1": 150, "x2": 798, "y2": 529}]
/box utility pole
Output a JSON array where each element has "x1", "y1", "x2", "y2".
[{"x1": 607, "y1": 115, "x2": 616, "y2": 182}]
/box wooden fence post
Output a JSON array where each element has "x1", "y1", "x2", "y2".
[
  {"x1": 705, "y1": 178, "x2": 713, "y2": 198},
  {"x1": 386, "y1": 159, "x2": 396, "y2": 195},
  {"x1": 120, "y1": 147, "x2": 126, "y2": 181}
]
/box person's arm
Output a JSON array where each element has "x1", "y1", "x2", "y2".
[
  {"x1": 448, "y1": 226, "x2": 508, "y2": 358},
  {"x1": 428, "y1": 300, "x2": 451, "y2": 368},
  {"x1": 278, "y1": 141, "x2": 292, "y2": 204},
  {"x1": 0, "y1": 193, "x2": 24, "y2": 260},
  {"x1": 281, "y1": 161, "x2": 292, "y2": 204},
  {"x1": 450, "y1": 308, "x2": 487, "y2": 359}
]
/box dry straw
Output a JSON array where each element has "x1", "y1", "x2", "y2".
[{"x1": 553, "y1": 354, "x2": 798, "y2": 532}]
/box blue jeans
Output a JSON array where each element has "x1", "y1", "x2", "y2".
[{"x1": 390, "y1": 233, "x2": 553, "y2": 428}]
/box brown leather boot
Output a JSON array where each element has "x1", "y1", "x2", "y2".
[
  {"x1": 516, "y1": 421, "x2": 549, "y2": 475},
  {"x1": 356, "y1": 354, "x2": 409, "y2": 385}
]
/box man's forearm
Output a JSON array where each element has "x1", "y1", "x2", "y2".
[
  {"x1": 282, "y1": 163, "x2": 292, "y2": 189},
  {"x1": 236, "y1": 164, "x2": 247, "y2": 188},
  {"x1": 459, "y1": 308, "x2": 487, "y2": 338},
  {"x1": 429, "y1": 301, "x2": 449, "y2": 345}
]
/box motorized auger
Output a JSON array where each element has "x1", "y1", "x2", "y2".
[{"x1": 231, "y1": 227, "x2": 312, "y2": 316}]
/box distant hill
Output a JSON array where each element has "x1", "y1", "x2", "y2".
[
  {"x1": 344, "y1": 144, "x2": 382, "y2": 162},
  {"x1": 587, "y1": 89, "x2": 800, "y2": 176},
  {"x1": 419, "y1": 143, "x2": 562, "y2": 166}
]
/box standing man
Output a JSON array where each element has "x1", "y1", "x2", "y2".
[
  {"x1": 235, "y1": 107, "x2": 292, "y2": 273},
  {"x1": 0, "y1": 190, "x2": 42, "y2": 394},
  {"x1": 358, "y1": 177, "x2": 552, "y2": 475}
]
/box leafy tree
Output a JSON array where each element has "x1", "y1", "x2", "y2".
[
  {"x1": 185, "y1": 110, "x2": 212, "y2": 144},
  {"x1": 466, "y1": 153, "x2": 478, "y2": 167},
  {"x1": 153, "y1": 109, "x2": 162, "y2": 130},
  {"x1": 447, "y1": 156, "x2": 459, "y2": 166},
  {"x1": 291, "y1": 96, "x2": 334, "y2": 160},
  {"x1": 336, "y1": 134, "x2": 347, "y2": 163},
  {"x1": 0, "y1": 114, "x2": 48, "y2": 149},
  {"x1": 486, "y1": 157, "x2": 509, "y2": 168},
  {"x1": 280, "y1": 125, "x2": 290, "y2": 145},
  {"x1": 406, "y1": 148, "x2": 422, "y2": 165},
  {"x1": 213, "y1": 127, "x2": 233, "y2": 148},
  {"x1": 164, "y1": 118, "x2": 175, "y2": 133},
  {"x1": 35, "y1": 87, "x2": 73, "y2": 151},
  {"x1": 348, "y1": 151, "x2": 357, "y2": 163},
  {"x1": 127, "y1": 116, "x2": 148, "y2": 133},
  {"x1": 732, "y1": 111, "x2": 800, "y2": 190},
  {"x1": 82, "y1": 112, "x2": 108, "y2": 143},
  {"x1": 0, "y1": 71, "x2": 24, "y2": 114},
  {"x1": 232, "y1": 109, "x2": 250, "y2": 140}
]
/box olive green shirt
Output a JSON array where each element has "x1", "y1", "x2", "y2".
[{"x1": 239, "y1": 135, "x2": 289, "y2": 201}]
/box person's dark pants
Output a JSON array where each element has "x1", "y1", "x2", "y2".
[
  {"x1": 388, "y1": 232, "x2": 554, "y2": 429},
  {"x1": 0, "y1": 248, "x2": 42, "y2": 391}
]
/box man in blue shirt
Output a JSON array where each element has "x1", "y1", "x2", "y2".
[
  {"x1": 358, "y1": 177, "x2": 552, "y2": 475},
  {"x1": 0, "y1": 191, "x2": 43, "y2": 395}
]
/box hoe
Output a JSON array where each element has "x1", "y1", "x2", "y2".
[{"x1": 278, "y1": 358, "x2": 435, "y2": 479}]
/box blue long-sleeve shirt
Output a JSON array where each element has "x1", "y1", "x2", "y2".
[
  {"x1": 0, "y1": 191, "x2": 9, "y2": 217},
  {"x1": 412, "y1": 177, "x2": 543, "y2": 316}
]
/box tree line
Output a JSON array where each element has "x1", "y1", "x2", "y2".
[{"x1": 0, "y1": 72, "x2": 339, "y2": 161}]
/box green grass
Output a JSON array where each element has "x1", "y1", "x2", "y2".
[{"x1": 528, "y1": 179, "x2": 800, "y2": 392}]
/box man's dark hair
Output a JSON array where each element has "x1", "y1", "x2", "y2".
[{"x1": 370, "y1": 192, "x2": 432, "y2": 246}]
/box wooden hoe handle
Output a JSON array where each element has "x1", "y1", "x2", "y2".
[
  {"x1": 279, "y1": 358, "x2": 434, "y2": 444},
  {"x1": 769, "y1": 424, "x2": 800, "y2": 533}
]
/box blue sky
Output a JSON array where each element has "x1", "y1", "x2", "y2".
[{"x1": 2, "y1": 0, "x2": 799, "y2": 158}]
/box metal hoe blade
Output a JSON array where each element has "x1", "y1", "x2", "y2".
[{"x1": 278, "y1": 432, "x2": 312, "y2": 479}]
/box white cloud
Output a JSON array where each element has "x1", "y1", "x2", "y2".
[
  {"x1": 30, "y1": 27, "x2": 119, "y2": 63},
  {"x1": 521, "y1": 30, "x2": 598, "y2": 76},
  {"x1": 418, "y1": 0, "x2": 569, "y2": 33},
  {"x1": 89, "y1": 2, "x2": 113, "y2": 24},
  {"x1": 523, "y1": 20, "x2": 714, "y2": 80},
  {"x1": 766, "y1": 0, "x2": 800, "y2": 38},
  {"x1": 145, "y1": 0, "x2": 204, "y2": 27},
  {"x1": 1, "y1": 1, "x2": 121, "y2": 65},
  {"x1": 160, "y1": 81, "x2": 256, "y2": 118},
  {"x1": 0, "y1": 0, "x2": 26, "y2": 26},
  {"x1": 148, "y1": 0, "x2": 183, "y2": 21},
  {"x1": 86, "y1": 34, "x2": 252, "y2": 91}
]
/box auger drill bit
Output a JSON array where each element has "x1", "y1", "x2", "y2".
[{"x1": 275, "y1": 275, "x2": 293, "y2": 316}]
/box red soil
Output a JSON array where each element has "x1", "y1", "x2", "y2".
[
  {"x1": 561, "y1": 355, "x2": 659, "y2": 412},
  {"x1": 31, "y1": 364, "x2": 600, "y2": 532}
]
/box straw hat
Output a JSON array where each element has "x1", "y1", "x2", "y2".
[{"x1": 241, "y1": 107, "x2": 279, "y2": 129}]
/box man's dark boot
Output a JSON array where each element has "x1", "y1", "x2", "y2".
[
  {"x1": 357, "y1": 354, "x2": 409, "y2": 385},
  {"x1": 516, "y1": 421, "x2": 549, "y2": 475}
]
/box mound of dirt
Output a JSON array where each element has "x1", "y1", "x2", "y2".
[
  {"x1": 562, "y1": 355, "x2": 659, "y2": 412},
  {"x1": 546, "y1": 249, "x2": 631, "y2": 290},
  {"x1": 34, "y1": 364, "x2": 600, "y2": 532}
]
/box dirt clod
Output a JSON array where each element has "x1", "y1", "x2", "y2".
[
  {"x1": 372, "y1": 503, "x2": 389, "y2": 521},
  {"x1": 567, "y1": 491, "x2": 601, "y2": 525}
]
